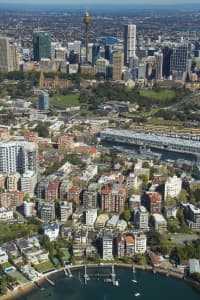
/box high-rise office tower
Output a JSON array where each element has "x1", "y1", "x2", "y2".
[
  {"x1": 96, "y1": 58, "x2": 109, "y2": 77},
  {"x1": 170, "y1": 44, "x2": 188, "y2": 79},
  {"x1": 155, "y1": 52, "x2": 163, "y2": 80},
  {"x1": 92, "y1": 44, "x2": 100, "y2": 65},
  {"x1": 38, "y1": 91, "x2": 49, "y2": 110},
  {"x1": 68, "y1": 41, "x2": 81, "y2": 63},
  {"x1": 162, "y1": 46, "x2": 173, "y2": 78},
  {"x1": 112, "y1": 51, "x2": 124, "y2": 81},
  {"x1": 0, "y1": 37, "x2": 17, "y2": 73},
  {"x1": 124, "y1": 24, "x2": 136, "y2": 66},
  {"x1": 87, "y1": 43, "x2": 93, "y2": 64},
  {"x1": 138, "y1": 62, "x2": 147, "y2": 79},
  {"x1": 105, "y1": 45, "x2": 112, "y2": 62},
  {"x1": 54, "y1": 47, "x2": 67, "y2": 61},
  {"x1": 0, "y1": 142, "x2": 38, "y2": 175},
  {"x1": 33, "y1": 31, "x2": 51, "y2": 61}
]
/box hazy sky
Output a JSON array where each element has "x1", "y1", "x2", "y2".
[{"x1": 1, "y1": 0, "x2": 200, "y2": 4}]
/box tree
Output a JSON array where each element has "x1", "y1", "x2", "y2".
[
  {"x1": 167, "y1": 218, "x2": 180, "y2": 233},
  {"x1": 133, "y1": 254, "x2": 147, "y2": 265},
  {"x1": 0, "y1": 278, "x2": 7, "y2": 294},
  {"x1": 169, "y1": 247, "x2": 180, "y2": 265},
  {"x1": 23, "y1": 194, "x2": 30, "y2": 202},
  {"x1": 123, "y1": 209, "x2": 132, "y2": 222},
  {"x1": 34, "y1": 122, "x2": 49, "y2": 137},
  {"x1": 138, "y1": 174, "x2": 148, "y2": 184},
  {"x1": 176, "y1": 189, "x2": 188, "y2": 203}
]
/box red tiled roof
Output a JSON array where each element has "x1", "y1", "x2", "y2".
[
  {"x1": 101, "y1": 188, "x2": 112, "y2": 195},
  {"x1": 148, "y1": 192, "x2": 162, "y2": 202},
  {"x1": 125, "y1": 236, "x2": 135, "y2": 243},
  {"x1": 47, "y1": 181, "x2": 59, "y2": 190},
  {"x1": 69, "y1": 186, "x2": 80, "y2": 193}
]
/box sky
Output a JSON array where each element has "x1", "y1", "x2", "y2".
[{"x1": 0, "y1": 0, "x2": 200, "y2": 4}]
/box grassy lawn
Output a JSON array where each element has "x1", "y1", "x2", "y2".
[
  {"x1": 50, "y1": 93, "x2": 80, "y2": 108},
  {"x1": 1, "y1": 262, "x2": 12, "y2": 269},
  {"x1": 30, "y1": 93, "x2": 80, "y2": 109},
  {"x1": 35, "y1": 261, "x2": 55, "y2": 273},
  {"x1": 140, "y1": 89, "x2": 176, "y2": 101},
  {"x1": 10, "y1": 271, "x2": 28, "y2": 283},
  {"x1": 62, "y1": 249, "x2": 71, "y2": 261}
]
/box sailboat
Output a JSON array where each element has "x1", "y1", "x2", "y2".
[
  {"x1": 132, "y1": 266, "x2": 137, "y2": 283},
  {"x1": 134, "y1": 292, "x2": 140, "y2": 297}
]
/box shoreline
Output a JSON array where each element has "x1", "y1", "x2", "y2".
[{"x1": 1, "y1": 263, "x2": 200, "y2": 299}]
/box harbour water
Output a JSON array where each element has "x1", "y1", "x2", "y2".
[{"x1": 14, "y1": 267, "x2": 200, "y2": 300}]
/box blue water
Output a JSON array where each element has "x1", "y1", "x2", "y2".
[{"x1": 14, "y1": 267, "x2": 200, "y2": 300}]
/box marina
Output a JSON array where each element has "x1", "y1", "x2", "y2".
[
  {"x1": 83, "y1": 264, "x2": 119, "y2": 286},
  {"x1": 13, "y1": 267, "x2": 200, "y2": 300}
]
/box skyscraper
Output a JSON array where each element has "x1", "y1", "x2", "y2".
[
  {"x1": 38, "y1": 91, "x2": 49, "y2": 110},
  {"x1": 162, "y1": 46, "x2": 173, "y2": 78},
  {"x1": 0, "y1": 37, "x2": 17, "y2": 73},
  {"x1": 124, "y1": 24, "x2": 136, "y2": 66},
  {"x1": 105, "y1": 45, "x2": 112, "y2": 62},
  {"x1": 0, "y1": 142, "x2": 38, "y2": 175},
  {"x1": 96, "y1": 58, "x2": 109, "y2": 78},
  {"x1": 170, "y1": 44, "x2": 188, "y2": 79},
  {"x1": 112, "y1": 52, "x2": 124, "y2": 81},
  {"x1": 155, "y1": 52, "x2": 163, "y2": 80},
  {"x1": 33, "y1": 31, "x2": 51, "y2": 61},
  {"x1": 92, "y1": 44, "x2": 100, "y2": 65},
  {"x1": 68, "y1": 41, "x2": 81, "y2": 63}
]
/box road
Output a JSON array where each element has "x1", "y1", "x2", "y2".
[
  {"x1": 167, "y1": 92, "x2": 200, "y2": 112},
  {"x1": 170, "y1": 233, "x2": 199, "y2": 245}
]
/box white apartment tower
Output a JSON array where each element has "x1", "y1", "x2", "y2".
[
  {"x1": 164, "y1": 175, "x2": 182, "y2": 200},
  {"x1": 102, "y1": 233, "x2": 113, "y2": 260},
  {"x1": 84, "y1": 208, "x2": 97, "y2": 227},
  {"x1": 134, "y1": 205, "x2": 149, "y2": 230},
  {"x1": 124, "y1": 24, "x2": 136, "y2": 65},
  {"x1": 0, "y1": 37, "x2": 17, "y2": 73},
  {"x1": 21, "y1": 171, "x2": 37, "y2": 198},
  {"x1": 0, "y1": 142, "x2": 38, "y2": 175},
  {"x1": 7, "y1": 173, "x2": 21, "y2": 191},
  {"x1": 134, "y1": 233, "x2": 147, "y2": 254}
]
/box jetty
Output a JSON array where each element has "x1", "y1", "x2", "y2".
[
  {"x1": 83, "y1": 264, "x2": 119, "y2": 286},
  {"x1": 84, "y1": 265, "x2": 90, "y2": 284},
  {"x1": 45, "y1": 276, "x2": 55, "y2": 286},
  {"x1": 64, "y1": 266, "x2": 72, "y2": 277}
]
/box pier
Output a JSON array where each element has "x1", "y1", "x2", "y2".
[
  {"x1": 84, "y1": 265, "x2": 90, "y2": 284},
  {"x1": 64, "y1": 266, "x2": 72, "y2": 277},
  {"x1": 83, "y1": 264, "x2": 118, "y2": 286},
  {"x1": 45, "y1": 276, "x2": 55, "y2": 286}
]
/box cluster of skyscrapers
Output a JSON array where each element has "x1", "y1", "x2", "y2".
[{"x1": 0, "y1": 12, "x2": 197, "y2": 83}]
